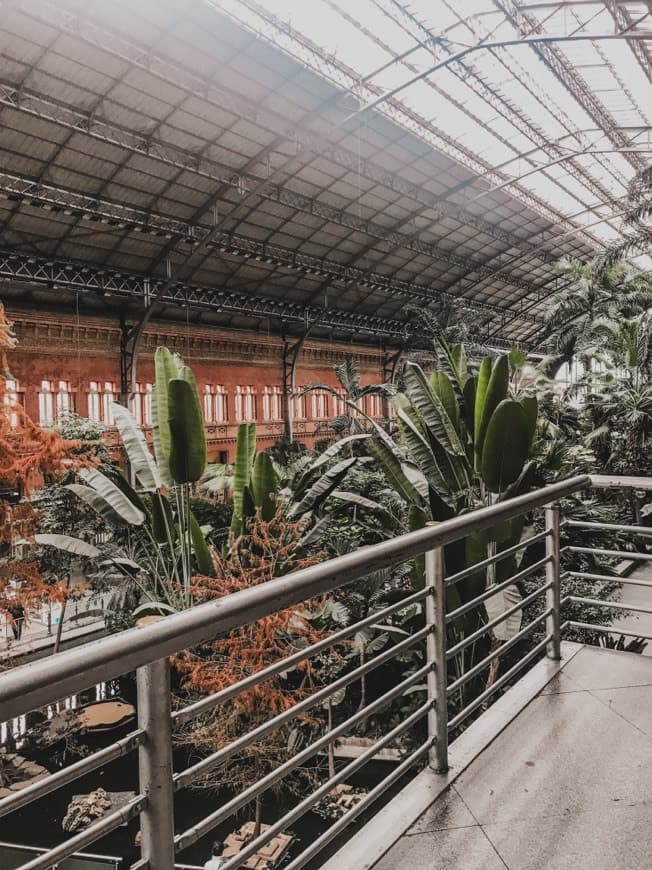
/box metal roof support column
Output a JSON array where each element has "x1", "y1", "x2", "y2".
[
  {"x1": 282, "y1": 325, "x2": 314, "y2": 442},
  {"x1": 382, "y1": 348, "x2": 402, "y2": 425}
]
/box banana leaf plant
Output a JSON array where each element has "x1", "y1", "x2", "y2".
[
  {"x1": 201, "y1": 424, "x2": 375, "y2": 549},
  {"x1": 39, "y1": 348, "x2": 213, "y2": 613},
  {"x1": 368, "y1": 341, "x2": 539, "y2": 652}
]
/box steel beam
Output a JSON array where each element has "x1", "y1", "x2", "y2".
[
  {"x1": 0, "y1": 250, "x2": 407, "y2": 338},
  {"x1": 495, "y1": 0, "x2": 648, "y2": 172},
  {"x1": 0, "y1": 171, "x2": 545, "y2": 321},
  {"x1": 4, "y1": 0, "x2": 569, "y2": 260}
]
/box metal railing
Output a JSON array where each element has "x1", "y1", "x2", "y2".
[{"x1": 0, "y1": 473, "x2": 650, "y2": 870}]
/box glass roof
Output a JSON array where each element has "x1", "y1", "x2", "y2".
[{"x1": 216, "y1": 0, "x2": 652, "y2": 253}]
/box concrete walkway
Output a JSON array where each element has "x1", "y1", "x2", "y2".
[{"x1": 371, "y1": 646, "x2": 652, "y2": 870}]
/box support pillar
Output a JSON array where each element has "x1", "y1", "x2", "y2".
[{"x1": 282, "y1": 326, "x2": 313, "y2": 442}]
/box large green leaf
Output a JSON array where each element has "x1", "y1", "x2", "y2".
[
  {"x1": 111, "y1": 402, "x2": 161, "y2": 491},
  {"x1": 230, "y1": 423, "x2": 256, "y2": 536},
  {"x1": 485, "y1": 583, "x2": 522, "y2": 643},
  {"x1": 403, "y1": 362, "x2": 465, "y2": 456},
  {"x1": 108, "y1": 469, "x2": 149, "y2": 515},
  {"x1": 34, "y1": 534, "x2": 101, "y2": 559},
  {"x1": 251, "y1": 451, "x2": 279, "y2": 521},
  {"x1": 150, "y1": 492, "x2": 176, "y2": 544},
  {"x1": 77, "y1": 468, "x2": 145, "y2": 525},
  {"x1": 329, "y1": 490, "x2": 393, "y2": 524},
  {"x1": 438, "y1": 339, "x2": 468, "y2": 393},
  {"x1": 475, "y1": 355, "x2": 509, "y2": 463},
  {"x1": 241, "y1": 484, "x2": 257, "y2": 526},
  {"x1": 397, "y1": 409, "x2": 449, "y2": 497},
  {"x1": 520, "y1": 395, "x2": 538, "y2": 446},
  {"x1": 473, "y1": 357, "x2": 491, "y2": 452},
  {"x1": 429, "y1": 371, "x2": 461, "y2": 435},
  {"x1": 168, "y1": 377, "x2": 206, "y2": 484},
  {"x1": 462, "y1": 375, "x2": 476, "y2": 439},
  {"x1": 481, "y1": 400, "x2": 530, "y2": 493},
  {"x1": 288, "y1": 456, "x2": 357, "y2": 518},
  {"x1": 152, "y1": 347, "x2": 181, "y2": 486},
  {"x1": 190, "y1": 511, "x2": 214, "y2": 576},
  {"x1": 291, "y1": 434, "x2": 368, "y2": 498},
  {"x1": 368, "y1": 437, "x2": 422, "y2": 506}
]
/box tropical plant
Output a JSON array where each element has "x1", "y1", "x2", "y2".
[
  {"x1": 175, "y1": 511, "x2": 329, "y2": 837},
  {"x1": 598, "y1": 164, "x2": 652, "y2": 267},
  {"x1": 37, "y1": 347, "x2": 214, "y2": 613},
  {"x1": 0, "y1": 305, "x2": 84, "y2": 642},
  {"x1": 540, "y1": 259, "x2": 652, "y2": 377},
  {"x1": 300, "y1": 358, "x2": 395, "y2": 435},
  {"x1": 201, "y1": 424, "x2": 383, "y2": 549},
  {"x1": 368, "y1": 342, "x2": 540, "y2": 662}
]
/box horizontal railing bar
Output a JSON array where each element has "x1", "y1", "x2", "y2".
[
  {"x1": 0, "y1": 729, "x2": 143, "y2": 819},
  {"x1": 178, "y1": 698, "x2": 432, "y2": 859},
  {"x1": 446, "y1": 609, "x2": 552, "y2": 695},
  {"x1": 173, "y1": 588, "x2": 428, "y2": 725},
  {"x1": 565, "y1": 519, "x2": 652, "y2": 536},
  {"x1": 0, "y1": 475, "x2": 590, "y2": 721},
  {"x1": 568, "y1": 571, "x2": 652, "y2": 589},
  {"x1": 174, "y1": 627, "x2": 431, "y2": 788},
  {"x1": 564, "y1": 546, "x2": 652, "y2": 562},
  {"x1": 446, "y1": 582, "x2": 552, "y2": 659},
  {"x1": 566, "y1": 621, "x2": 652, "y2": 642},
  {"x1": 590, "y1": 474, "x2": 652, "y2": 491},
  {"x1": 448, "y1": 634, "x2": 552, "y2": 730},
  {"x1": 174, "y1": 661, "x2": 431, "y2": 811},
  {"x1": 16, "y1": 796, "x2": 145, "y2": 870},
  {"x1": 282, "y1": 738, "x2": 434, "y2": 870},
  {"x1": 446, "y1": 556, "x2": 551, "y2": 624},
  {"x1": 566, "y1": 595, "x2": 652, "y2": 615},
  {"x1": 445, "y1": 531, "x2": 549, "y2": 588}
]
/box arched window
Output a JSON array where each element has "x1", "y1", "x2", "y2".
[
  {"x1": 130, "y1": 383, "x2": 153, "y2": 426},
  {"x1": 293, "y1": 390, "x2": 306, "y2": 420},
  {"x1": 310, "y1": 389, "x2": 328, "y2": 420},
  {"x1": 262, "y1": 386, "x2": 283, "y2": 421},
  {"x1": 4, "y1": 378, "x2": 20, "y2": 428},
  {"x1": 204, "y1": 385, "x2": 227, "y2": 423},
  {"x1": 364, "y1": 394, "x2": 383, "y2": 418},
  {"x1": 235, "y1": 386, "x2": 256, "y2": 422},
  {"x1": 102, "y1": 382, "x2": 117, "y2": 426},
  {"x1": 87, "y1": 381, "x2": 101, "y2": 423}
]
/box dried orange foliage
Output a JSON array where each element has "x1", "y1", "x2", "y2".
[
  {"x1": 0, "y1": 305, "x2": 84, "y2": 626},
  {"x1": 0, "y1": 306, "x2": 74, "y2": 494},
  {"x1": 179, "y1": 513, "x2": 327, "y2": 716},
  {"x1": 176, "y1": 512, "x2": 331, "y2": 792}
]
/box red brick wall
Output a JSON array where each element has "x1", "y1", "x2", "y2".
[{"x1": 6, "y1": 307, "x2": 391, "y2": 462}]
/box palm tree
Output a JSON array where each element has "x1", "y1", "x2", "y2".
[
  {"x1": 599, "y1": 165, "x2": 652, "y2": 268},
  {"x1": 541, "y1": 259, "x2": 652, "y2": 377},
  {"x1": 301, "y1": 358, "x2": 395, "y2": 436},
  {"x1": 583, "y1": 309, "x2": 652, "y2": 479}
]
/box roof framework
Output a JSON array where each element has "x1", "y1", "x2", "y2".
[{"x1": 0, "y1": 0, "x2": 650, "y2": 347}]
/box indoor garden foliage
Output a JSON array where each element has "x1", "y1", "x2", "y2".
[{"x1": 3, "y1": 251, "x2": 650, "y2": 836}]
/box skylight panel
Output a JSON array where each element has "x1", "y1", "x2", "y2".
[{"x1": 225, "y1": 0, "x2": 649, "y2": 251}]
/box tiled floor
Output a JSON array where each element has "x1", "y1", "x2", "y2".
[{"x1": 374, "y1": 646, "x2": 652, "y2": 870}]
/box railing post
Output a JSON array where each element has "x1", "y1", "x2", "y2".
[
  {"x1": 425, "y1": 544, "x2": 448, "y2": 773},
  {"x1": 137, "y1": 657, "x2": 175, "y2": 870},
  {"x1": 545, "y1": 504, "x2": 562, "y2": 660}
]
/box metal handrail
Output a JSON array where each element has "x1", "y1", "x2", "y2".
[
  {"x1": 4, "y1": 471, "x2": 652, "y2": 870},
  {"x1": 0, "y1": 474, "x2": 590, "y2": 720}
]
